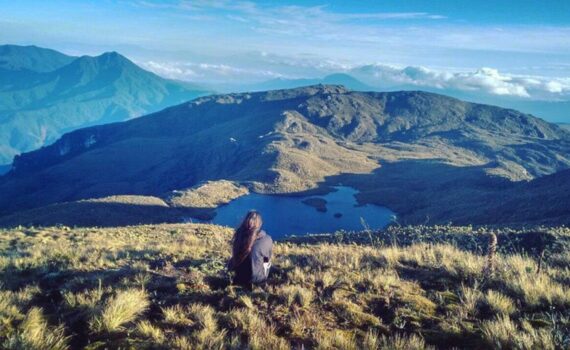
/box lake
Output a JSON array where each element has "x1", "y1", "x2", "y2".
[{"x1": 199, "y1": 186, "x2": 395, "y2": 239}]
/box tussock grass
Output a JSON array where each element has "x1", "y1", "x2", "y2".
[
  {"x1": 378, "y1": 333, "x2": 433, "y2": 350},
  {"x1": 162, "y1": 304, "x2": 192, "y2": 326},
  {"x1": 225, "y1": 307, "x2": 288, "y2": 349},
  {"x1": 481, "y1": 315, "x2": 555, "y2": 350},
  {"x1": 0, "y1": 224, "x2": 568, "y2": 348},
  {"x1": 277, "y1": 284, "x2": 314, "y2": 308},
  {"x1": 3, "y1": 307, "x2": 69, "y2": 350},
  {"x1": 90, "y1": 288, "x2": 149, "y2": 333},
  {"x1": 331, "y1": 299, "x2": 383, "y2": 328},
  {"x1": 136, "y1": 320, "x2": 165, "y2": 343},
  {"x1": 483, "y1": 290, "x2": 516, "y2": 316}
]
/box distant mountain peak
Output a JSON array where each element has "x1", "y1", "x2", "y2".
[
  {"x1": 73, "y1": 51, "x2": 134, "y2": 67},
  {"x1": 98, "y1": 51, "x2": 130, "y2": 61},
  {"x1": 98, "y1": 51, "x2": 138, "y2": 68},
  {"x1": 101, "y1": 50, "x2": 120, "y2": 56},
  {"x1": 278, "y1": 84, "x2": 350, "y2": 95},
  {"x1": 59, "y1": 51, "x2": 140, "y2": 78},
  {"x1": 0, "y1": 45, "x2": 211, "y2": 165},
  {"x1": 0, "y1": 44, "x2": 75, "y2": 72}
]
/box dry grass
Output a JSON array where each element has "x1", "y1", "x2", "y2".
[
  {"x1": 3, "y1": 307, "x2": 69, "y2": 350},
  {"x1": 0, "y1": 223, "x2": 569, "y2": 349},
  {"x1": 481, "y1": 315, "x2": 555, "y2": 350},
  {"x1": 90, "y1": 288, "x2": 150, "y2": 333},
  {"x1": 483, "y1": 290, "x2": 516, "y2": 316}
]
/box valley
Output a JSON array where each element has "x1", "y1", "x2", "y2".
[{"x1": 0, "y1": 85, "x2": 569, "y2": 227}]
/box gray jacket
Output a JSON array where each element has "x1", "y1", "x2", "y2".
[{"x1": 233, "y1": 230, "x2": 273, "y2": 285}]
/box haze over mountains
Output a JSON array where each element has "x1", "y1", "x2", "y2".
[
  {"x1": 0, "y1": 45, "x2": 210, "y2": 166},
  {"x1": 1, "y1": 85, "x2": 569, "y2": 226}
]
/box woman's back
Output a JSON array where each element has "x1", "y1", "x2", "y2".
[{"x1": 233, "y1": 229, "x2": 273, "y2": 286}]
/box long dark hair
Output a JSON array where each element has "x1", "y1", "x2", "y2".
[{"x1": 229, "y1": 211, "x2": 263, "y2": 268}]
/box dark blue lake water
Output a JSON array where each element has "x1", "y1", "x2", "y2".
[{"x1": 200, "y1": 186, "x2": 395, "y2": 239}]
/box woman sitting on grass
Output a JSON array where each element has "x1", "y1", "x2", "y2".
[{"x1": 228, "y1": 210, "x2": 273, "y2": 288}]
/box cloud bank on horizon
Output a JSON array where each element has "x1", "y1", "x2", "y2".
[
  {"x1": 141, "y1": 60, "x2": 570, "y2": 101},
  {"x1": 1, "y1": 0, "x2": 570, "y2": 103}
]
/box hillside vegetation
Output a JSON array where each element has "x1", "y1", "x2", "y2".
[{"x1": 1, "y1": 223, "x2": 569, "y2": 349}]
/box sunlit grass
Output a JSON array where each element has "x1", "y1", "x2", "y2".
[
  {"x1": 4, "y1": 307, "x2": 69, "y2": 350},
  {"x1": 0, "y1": 223, "x2": 568, "y2": 348},
  {"x1": 90, "y1": 288, "x2": 150, "y2": 333}
]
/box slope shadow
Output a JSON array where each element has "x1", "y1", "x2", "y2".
[
  {"x1": 0, "y1": 200, "x2": 214, "y2": 228},
  {"x1": 2, "y1": 158, "x2": 568, "y2": 228},
  {"x1": 309, "y1": 159, "x2": 521, "y2": 225}
]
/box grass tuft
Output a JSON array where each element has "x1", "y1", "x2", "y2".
[
  {"x1": 3, "y1": 307, "x2": 69, "y2": 350},
  {"x1": 482, "y1": 290, "x2": 516, "y2": 316},
  {"x1": 481, "y1": 315, "x2": 555, "y2": 349},
  {"x1": 90, "y1": 288, "x2": 149, "y2": 333},
  {"x1": 378, "y1": 333, "x2": 432, "y2": 350}
]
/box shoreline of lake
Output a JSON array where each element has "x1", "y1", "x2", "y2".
[{"x1": 192, "y1": 186, "x2": 396, "y2": 238}]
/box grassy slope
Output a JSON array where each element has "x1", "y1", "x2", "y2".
[{"x1": 1, "y1": 224, "x2": 569, "y2": 349}]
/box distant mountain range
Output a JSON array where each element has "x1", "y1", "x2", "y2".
[
  {"x1": 1, "y1": 85, "x2": 569, "y2": 225},
  {"x1": 229, "y1": 73, "x2": 374, "y2": 92},
  {"x1": 0, "y1": 45, "x2": 211, "y2": 165}
]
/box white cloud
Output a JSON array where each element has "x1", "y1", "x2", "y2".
[
  {"x1": 350, "y1": 65, "x2": 570, "y2": 100},
  {"x1": 140, "y1": 56, "x2": 570, "y2": 101},
  {"x1": 251, "y1": 52, "x2": 354, "y2": 72},
  {"x1": 141, "y1": 61, "x2": 199, "y2": 80},
  {"x1": 139, "y1": 60, "x2": 283, "y2": 83},
  {"x1": 123, "y1": 1, "x2": 570, "y2": 101}
]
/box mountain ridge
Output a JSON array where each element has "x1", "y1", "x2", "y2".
[
  {"x1": 0, "y1": 44, "x2": 74, "y2": 72},
  {"x1": 239, "y1": 72, "x2": 570, "y2": 124},
  {"x1": 1, "y1": 84, "x2": 569, "y2": 224}
]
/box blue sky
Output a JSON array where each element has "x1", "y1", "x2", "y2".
[{"x1": 2, "y1": 0, "x2": 570, "y2": 111}]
